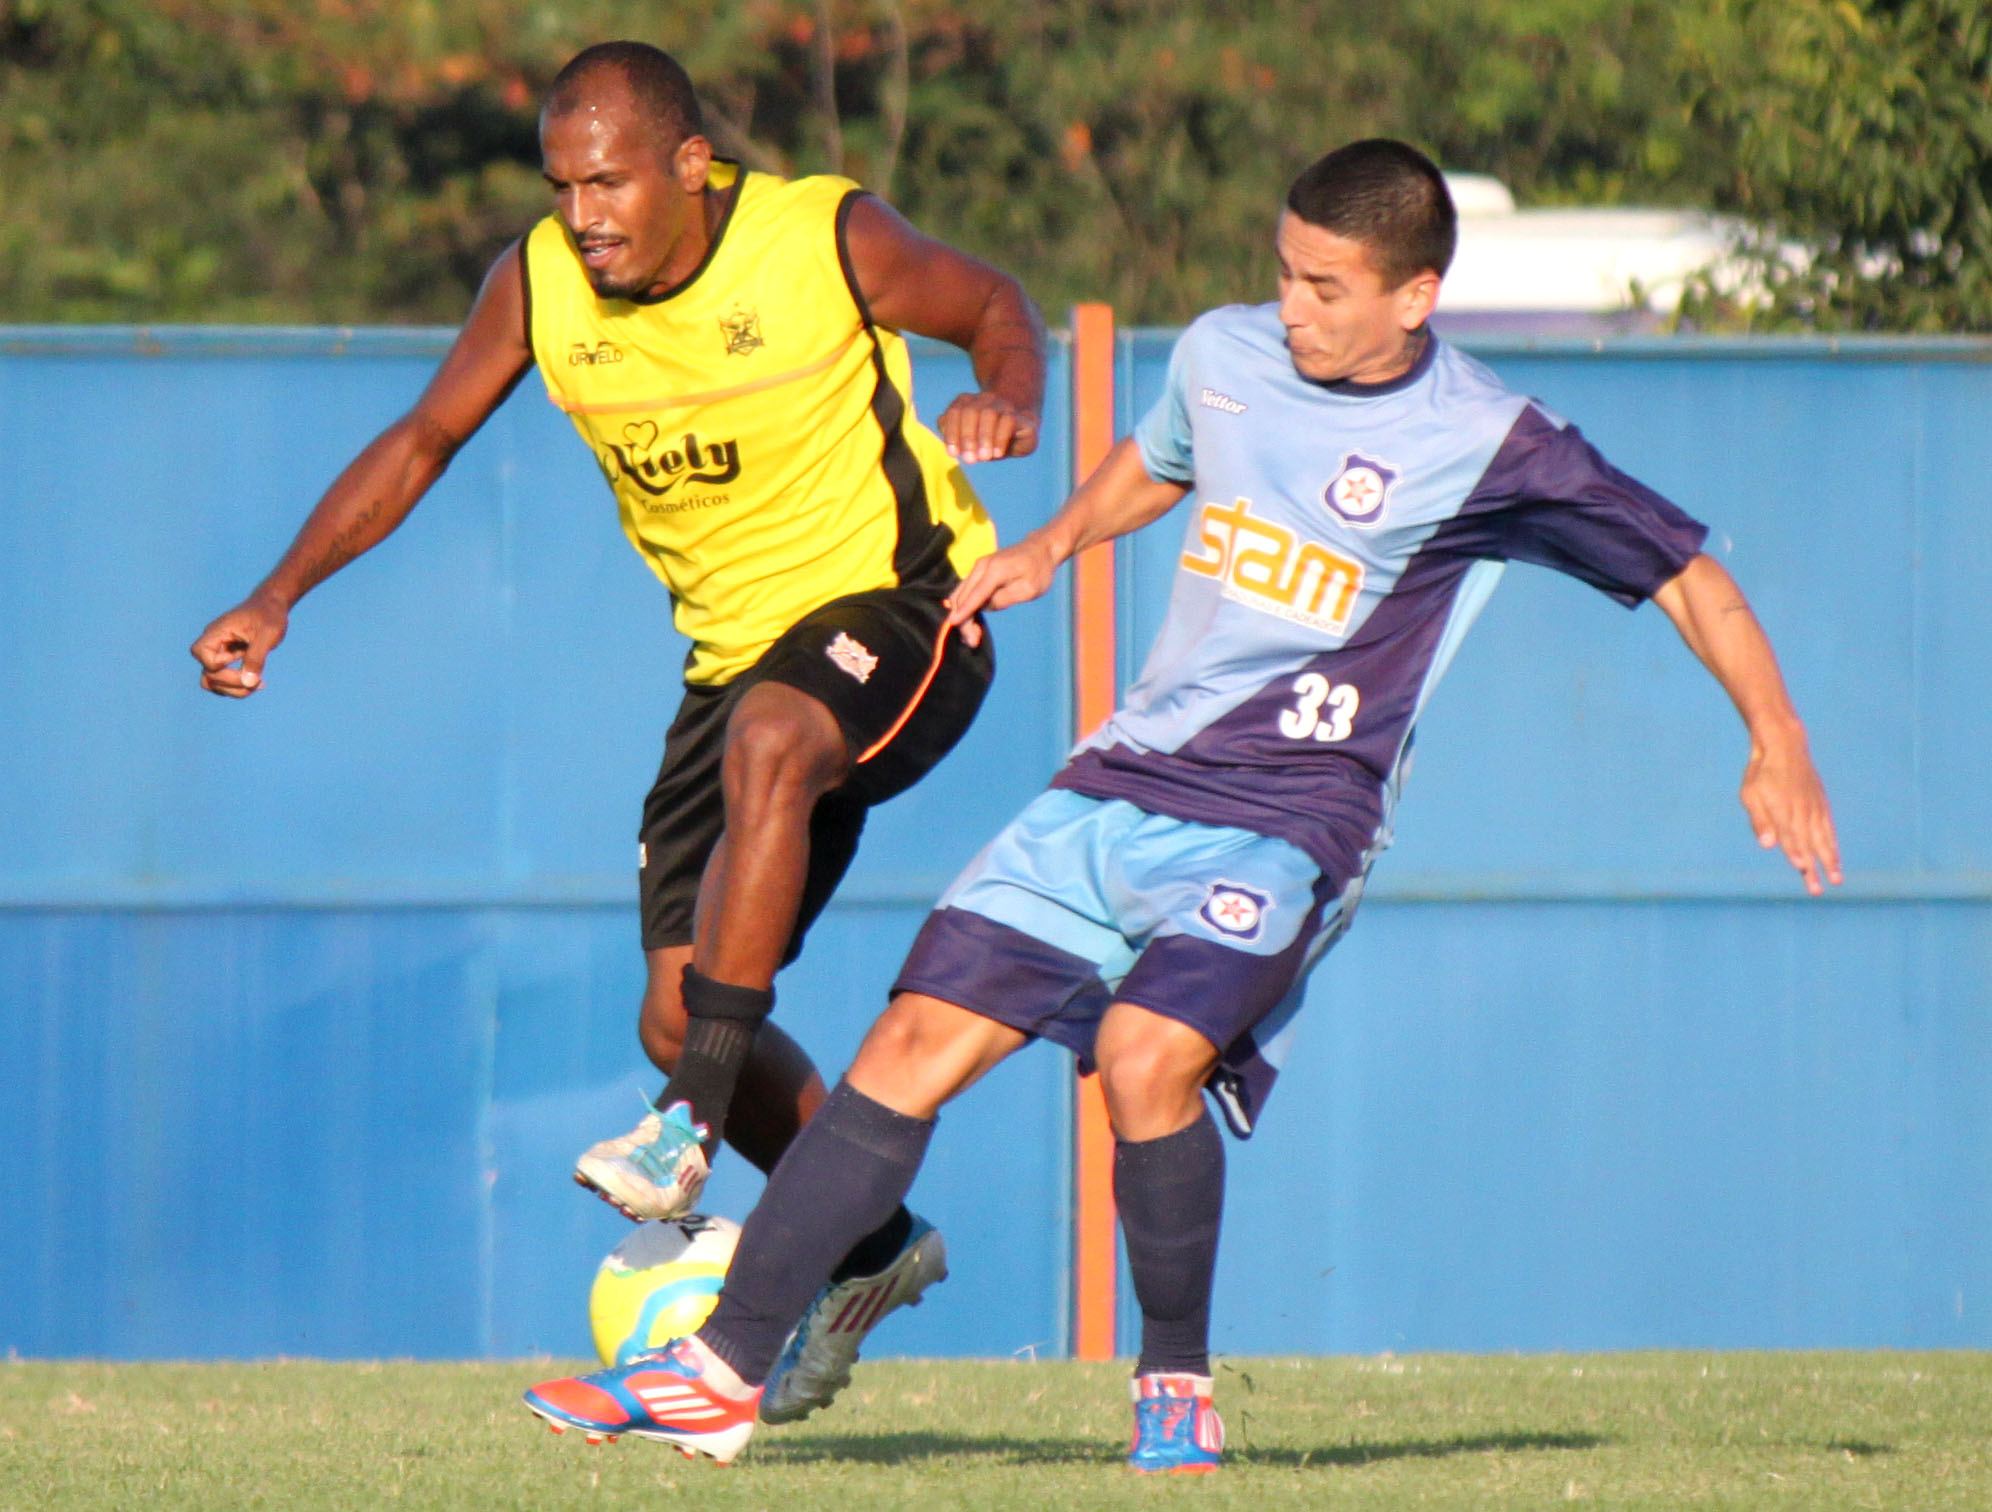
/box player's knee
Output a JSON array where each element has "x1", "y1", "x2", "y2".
[
  {"x1": 722, "y1": 701, "x2": 845, "y2": 814},
  {"x1": 847, "y1": 995, "x2": 988, "y2": 1119},
  {"x1": 1097, "y1": 1040, "x2": 1206, "y2": 1132},
  {"x1": 855, "y1": 996, "x2": 932, "y2": 1073}
]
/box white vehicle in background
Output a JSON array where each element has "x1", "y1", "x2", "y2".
[{"x1": 1435, "y1": 174, "x2": 1751, "y2": 337}]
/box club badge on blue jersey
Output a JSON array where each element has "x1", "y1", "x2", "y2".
[
  {"x1": 1322, "y1": 453, "x2": 1399, "y2": 528},
  {"x1": 1199, "y1": 882, "x2": 1272, "y2": 943}
]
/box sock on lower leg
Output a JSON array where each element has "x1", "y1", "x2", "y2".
[
  {"x1": 698, "y1": 1080, "x2": 934, "y2": 1386},
  {"x1": 1115, "y1": 1106, "x2": 1225, "y2": 1378},
  {"x1": 830, "y1": 1204, "x2": 915, "y2": 1283},
  {"x1": 657, "y1": 967, "x2": 775, "y2": 1149}
]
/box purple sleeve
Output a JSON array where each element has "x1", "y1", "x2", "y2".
[{"x1": 1467, "y1": 403, "x2": 1709, "y2": 607}]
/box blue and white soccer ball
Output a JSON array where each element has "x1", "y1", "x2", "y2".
[{"x1": 587, "y1": 1214, "x2": 740, "y2": 1366}]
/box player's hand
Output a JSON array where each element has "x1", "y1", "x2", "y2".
[
  {"x1": 946, "y1": 536, "x2": 1061, "y2": 648},
  {"x1": 938, "y1": 392, "x2": 1039, "y2": 463},
  {"x1": 1739, "y1": 729, "x2": 1842, "y2": 896},
  {"x1": 190, "y1": 594, "x2": 290, "y2": 698}
]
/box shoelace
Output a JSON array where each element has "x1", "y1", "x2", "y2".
[
  {"x1": 626, "y1": 1104, "x2": 701, "y2": 1182},
  {"x1": 626, "y1": 1129, "x2": 689, "y2": 1182},
  {"x1": 1135, "y1": 1396, "x2": 1196, "y2": 1450},
  {"x1": 607, "y1": 1338, "x2": 699, "y2": 1382},
  {"x1": 655, "y1": 1340, "x2": 702, "y2": 1380}
]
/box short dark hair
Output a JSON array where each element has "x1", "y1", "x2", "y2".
[
  {"x1": 545, "y1": 41, "x2": 704, "y2": 145},
  {"x1": 1285, "y1": 140, "x2": 1456, "y2": 286}
]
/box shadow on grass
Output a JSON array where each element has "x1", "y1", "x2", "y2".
[
  {"x1": 1236, "y1": 1431, "x2": 1608, "y2": 1469},
  {"x1": 759, "y1": 1428, "x2": 1608, "y2": 1469},
  {"x1": 759, "y1": 1432, "x2": 1123, "y2": 1467}
]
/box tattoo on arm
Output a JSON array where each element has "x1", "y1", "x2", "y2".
[{"x1": 297, "y1": 496, "x2": 389, "y2": 596}]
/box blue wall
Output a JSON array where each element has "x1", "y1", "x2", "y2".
[
  {"x1": 2, "y1": 327, "x2": 1988, "y2": 1359},
  {"x1": 0, "y1": 329, "x2": 1076, "y2": 1360}
]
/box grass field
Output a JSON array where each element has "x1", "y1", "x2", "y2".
[{"x1": 6, "y1": 1352, "x2": 1991, "y2": 1511}]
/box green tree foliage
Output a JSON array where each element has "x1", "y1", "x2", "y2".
[
  {"x1": 0, "y1": 0, "x2": 776, "y2": 320},
  {"x1": 873, "y1": 1, "x2": 1720, "y2": 321},
  {"x1": 0, "y1": 0, "x2": 1983, "y2": 328},
  {"x1": 1679, "y1": 0, "x2": 1992, "y2": 331}
]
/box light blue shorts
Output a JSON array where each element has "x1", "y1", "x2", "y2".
[{"x1": 894, "y1": 790, "x2": 1373, "y2": 1136}]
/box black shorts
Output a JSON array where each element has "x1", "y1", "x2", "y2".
[{"x1": 638, "y1": 585, "x2": 995, "y2": 957}]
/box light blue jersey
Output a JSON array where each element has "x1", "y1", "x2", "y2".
[{"x1": 1054, "y1": 304, "x2": 1706, "y2": 877}]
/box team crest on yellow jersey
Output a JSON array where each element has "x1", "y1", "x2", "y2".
[{"x1": 718, "y1": 306, "x2": 764, "y2": 356}]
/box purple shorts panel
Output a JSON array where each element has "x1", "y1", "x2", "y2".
[{"x1": 892, "y1": 888, "x2": 1337, "y2": 1135}]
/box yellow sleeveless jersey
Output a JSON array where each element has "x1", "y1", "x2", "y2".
[{"x1": 523, "y1": 162, "x2": 995, "y2": 685}]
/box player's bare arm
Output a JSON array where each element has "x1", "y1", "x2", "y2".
[
  {"x1": 947, "y1": 436, "x2": 1186, "y2": 646},
  {"x1": 842, "y1": 195, "x2": 1045, "y2": 464},
  {"x1": 1653, "y1": 552, "x2": 1842, "y2": 896},
  {"x1": 189, "y1": 242, "x2": 533, "y2": 697}
]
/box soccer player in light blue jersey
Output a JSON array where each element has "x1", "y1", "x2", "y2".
[{"x1": 523, "y1": 139, "x2": 1841, "y2": 1472}]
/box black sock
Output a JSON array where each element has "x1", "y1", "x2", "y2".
[
  {"x1": 1115, "y1": 1107, "x2": 1225, "y2": 1378},
  {"x1": 831, "y1": 1204, "x2": 915, "y2": 1283},
  {"x1": 657, "y1": 967, "x2": 774, "y2": 1149},
  {"x1": 698, "y1": 1080, "x2": 934, "y2": 1386}
]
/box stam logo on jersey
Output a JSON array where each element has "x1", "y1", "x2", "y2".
[
  {"x1": 1199, "y1": 881, "x2": 1272, "y2": 944},
  {"x1": 1181, "y1": 496, "x2": 1367, "y2": 635},
  {"x1": 598, "y1": 422, "x2": 742, "y2": 512},
  {"x1": 1322, "y1": 453, "x2": 1399, "y2": 528}
]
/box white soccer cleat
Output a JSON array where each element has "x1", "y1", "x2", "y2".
[
  {"x1": 758, "y1": 1216, "x2": 948, "y2": 1424},
  {"x1": 574, "y1": 1101, "x2": 711, "y2": 1222}
]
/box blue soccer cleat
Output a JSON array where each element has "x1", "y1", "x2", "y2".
[
  {"x1": 573, "y1": 1099, "x2": 710, "y2": 1222},
  {"x1": 1128, "y1": 1372, "x2": 1225, "y2": 1474},
  {"x1": 758, "y1": 1216, "x2": 948, "y2": 1423},
  {"x1": 523, "y1": 1335, "x2": 761, "y2": 1464}
]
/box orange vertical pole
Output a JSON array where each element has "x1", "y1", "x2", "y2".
[{"x1": 1069, "y1": 303, "x2": 1119, "y2": 1362}]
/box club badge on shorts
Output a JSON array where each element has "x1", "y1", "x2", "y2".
[
  {"x1": 826, "y1": 631, "x2": 879, "y2": 684},
  {"x1": 1199, "y1": 881, "x2": 1272, "y2": 944},
  {"x1": 1322, "y1": 452, "x2": 1399, "y2": 528}
]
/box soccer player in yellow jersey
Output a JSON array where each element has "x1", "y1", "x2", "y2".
[{"x1": 190, "y1": 41, "x2": 1044, "y2": 1390}]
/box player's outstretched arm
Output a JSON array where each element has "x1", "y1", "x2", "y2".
[
  {"x1": 1652, "y1": 553, "x2": 1843, "y2": 895},
  {"x1": 948, "y1": 437, "x2": 1186, "y2": 646},
  {"x1": 189, "y1": 243, "x2": 533, "y2": 697},
  {"x1": 842, "y1": 195, "x2": 1045, "y2": 464}
]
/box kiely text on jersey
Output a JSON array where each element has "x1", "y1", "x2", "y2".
[{"x1": 597, "y1": 424, "x2": 743, "y2": 501}]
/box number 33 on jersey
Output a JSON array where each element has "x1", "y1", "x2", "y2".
[{"x1": 1278, "y1": 674, "x2": 1359, "y2": 743}]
